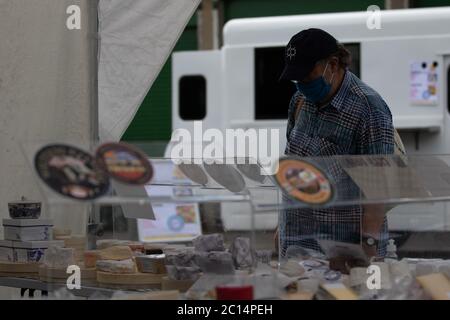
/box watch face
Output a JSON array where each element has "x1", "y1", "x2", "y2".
[
  {"x1": 95, "y1": 142, "x2": 153, "y2": 185},
  {"x1": 34, "y1": 144, "x2": 110, "y2": 200},
  {"x1": 366, "y1": 238, "x2": 375, "y2": 246},
  {"x1": 274, "y1": 158, "x2": 333, "y2": 205}
]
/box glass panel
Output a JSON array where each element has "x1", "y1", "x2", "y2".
[{"x1": 14, "y1": 141, "x2": 450, "y2": 299}]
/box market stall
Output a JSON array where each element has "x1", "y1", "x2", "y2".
[{"x1": 1, "y1": 142, "x2": 449, "y2": 300}]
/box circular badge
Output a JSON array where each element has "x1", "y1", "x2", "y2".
[
  {"x1": 95, "y1": 142, "x2": 153, "y2": 185},
  {"x1": 34, "y1": 144, "x2": 110, "y2": 200},
  {"x1": 275, "y1": 158, "x2": 333, "y2": 205}
]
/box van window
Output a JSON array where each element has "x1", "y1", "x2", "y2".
[
  {"x1": 254, "y1": 44, "x2": 361, "y2": 120},
  {"x1": 179, "y1": 75, "x2": 206, "y2": 120},
  {"x1": 255, "y1": 47, "x2": 294, "y2": 120}
]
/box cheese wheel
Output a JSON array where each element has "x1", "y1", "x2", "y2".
[{"x1": 99, "y1": 246, "x2": 133, "y2": 261}]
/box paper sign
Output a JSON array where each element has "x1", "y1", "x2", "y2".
[
  {"x1": 137, "y1": 160, "x2": 202, "y2": 243},
  {"x1": 137, "y1": 202, "x2": 201, "y2": 242},
  {"x1": 410, "y1": 60, "x2": 439, "y2": 105}
]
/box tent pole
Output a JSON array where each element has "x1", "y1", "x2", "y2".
[{"x1": 89, "y1": 0, "x2": 100, "y2": 146}]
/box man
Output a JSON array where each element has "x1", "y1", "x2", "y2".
[{"x1": 277, "y1": 28, "x2": 405, "y2": 260}]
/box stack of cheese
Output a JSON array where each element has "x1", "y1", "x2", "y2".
[
  {"x1": 95, "y1": 246, "x2": 137, "y2": 274},
  {"x1": 0, "y1": 217, "x2": 63, "y2": 264},
  {"x1": 162, "y1": 234, "x2": 233, "y2": 293},
  {"x1": 94, "y1": 241, "x2": 166, "y2": 289},
  {"x1": 53, "y1": 229, "x2": 86, "y2": 263},
  {"x1": 84, "y1": 239, "x2": 147, "y2": 270}
]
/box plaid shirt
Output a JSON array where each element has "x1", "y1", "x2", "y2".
[{"x1": 281, "y1": 70, "x2": 395, "y2": 257}]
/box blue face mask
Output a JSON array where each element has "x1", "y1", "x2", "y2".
[{"x1": 294, "y1": 63, "x2": 334, "y2": 104}]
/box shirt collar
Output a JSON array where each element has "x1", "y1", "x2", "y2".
[{"x1": 330, "y1": 70, "x2": 351, "y2": 111}]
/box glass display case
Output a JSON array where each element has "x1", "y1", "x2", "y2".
[{"x1": 1, "y1": 141, "x2": 449, "y2": 300}]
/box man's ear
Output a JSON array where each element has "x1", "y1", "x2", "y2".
[{"x1": 329, "y1": 56, "x2": 340, "y2": 73}]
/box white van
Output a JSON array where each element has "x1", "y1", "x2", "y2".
[{"x1": 171, "y1": 7, "x2": 450, "y2": 232}]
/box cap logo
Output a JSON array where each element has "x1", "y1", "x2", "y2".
[{"x1": 286, "y1": 45, "x2": 296, "y2": 60}]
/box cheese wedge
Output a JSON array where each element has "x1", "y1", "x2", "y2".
[
  {"x1": 321, "y1": 283, "x2": 359, "y2": 300},
  {"x1": 416, "y1": 273, "x2": 450, "y2": 300},
  {"x1": 96, "y1": 259, "x2": 137, "y2": 274}
]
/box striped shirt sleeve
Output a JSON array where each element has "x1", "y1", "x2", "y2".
[{"x1": 357, "y1": 96, "x2": 395, "y2": 155}]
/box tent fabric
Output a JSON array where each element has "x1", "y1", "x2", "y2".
[
  {"x1": 98, "y1": 0, "x2": 201, "y2": 141},
  {"x1": 0, "y1": 0, "x2": 98, "y2": 238}
]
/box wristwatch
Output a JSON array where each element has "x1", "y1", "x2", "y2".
[{"x1": 362, "y1": 235, "x2": 379, "y2": 247}]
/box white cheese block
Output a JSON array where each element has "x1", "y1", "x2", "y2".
[
  {"x1": 389, "y1": 260, "x2": 412, "y2": 280},
  {"x1": 96, "y1": 259, "x2": 137, "y2": 274},
  {"x1": 415, "y1": 262, "x2": 438, "y2": 276},
  {"x1": 43, "y1": 246, "x2": 75, "y2": 268}
]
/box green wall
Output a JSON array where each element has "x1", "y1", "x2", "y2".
[
  {"x1": 223, "y1": 0, "x2": 385, "y2": 19},
  {"x1": 411, "y1": 0, "x2": 450, "y2": 7},
  {"x1": 122, "y1": 0, "x2": 450, "y2": 144}
]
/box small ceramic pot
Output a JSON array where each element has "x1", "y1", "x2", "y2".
[{"x1": 8, "y1": 199, "x2": 41, "y2": 219}]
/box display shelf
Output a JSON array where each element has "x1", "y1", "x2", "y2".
[
  {"x1": 0, "y1": 277, "x2": 140, "y2": 298},
  {"x1": 13, "y1": 141, "x2": 450, "y2": 300}
]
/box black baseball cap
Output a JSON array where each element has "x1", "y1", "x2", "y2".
[{"x1": 279, "y1": 28, "x2": 339, "y2": 81}]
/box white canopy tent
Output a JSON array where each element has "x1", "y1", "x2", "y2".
[
  {"x1": 98, "y1": 0, "x2": 201, "y2": 141},
  {"x1": 0, "y1": 0, "x2": 200, "y2": 298},
  {"x1": 0, "y1": 0, "x2": 200, "y2": 237}
]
